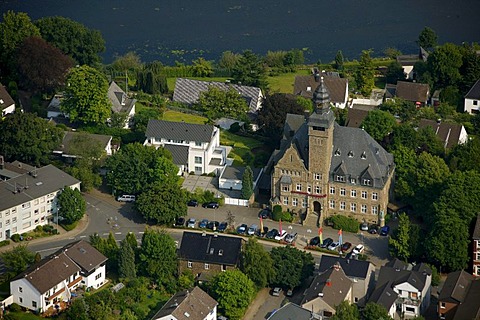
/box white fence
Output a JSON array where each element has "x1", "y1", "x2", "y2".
[{"x1": 224, "y1": 197, "x2": 249, "y2": 207}]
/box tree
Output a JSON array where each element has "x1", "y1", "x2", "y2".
[
  {"x1": 362, "y1": 302, "x2": 393, "y2": 320},
  {"x1": 67, "y1": 162, "x2": 102, "y2": 192},
  {"x1": 35, "y1": 16, "x2": 105, "y2": 66},
  {"x1": 448, "y1": 138, "x2": 480, "y2": 172},
  {"x1": 392, "y1": 145, "x2": 418, "y2": 199},
  {"x1": 0, "y1": 245, "x2": 35, "y2": 279},
  {"x1": 0, "y1": 112, "x2": 63, "y2": 165},
  {"x1": 330, "y1": 301, "x2": 360, "y2": 320},
  {"x1": 57, "y1": 187, "x2": 86, "y2": 224},
  {"x1": 136, "y1": 182, "x2": 187, "y2": 224},
  {"x1": 209, "y1": 270, "x2": 255, "y2": 320},
  {"x1": 383, "y1": 47, "x2": 402, "y2": 59},
  {"x1": 417, "y1": 27, "x2": 438, "y2": 51},
  {"x1": 270, "y1": 246, "x2": 314, "y2": 289},
  {"x1": 417, "y1": 125, "x2": 445, "y2": 156},
  {"x1": 139, "y1": 229, "x2": 177, "y2": 291},
  {"x1": 379, "y1": 99, "x2": 416, "y2": 123},
  {"x1": 385, "y1": 61, "x2": 406, "y2": 84},
  {"x1": 132, "y1": 107, "x2": 163, "y2": 134},
  {"x1": 178, "y1": 270, "x2": 195, "y2": 289},
  {"x1": 459, "y1": 43, "x2": 480, "y2": 93},
  {"x1": 192, "y1": 57, "x2": 213, "y2": 77},
  {"x1": 111, "y1": 51, "x2": 142, "y2": 73},
  {"x1": 64, "y1": 298, "x2": 89, "y2": 320},
  {"x1": 389, "y1": 124, "x2": 420, "y2": 152},
  {"x1": 427, "y1": 43, "x2": 463, "y2": 89},
  {"x1": 241, "y1": 166, "x2": 254, "y2": 200},
  {"x1": 389, "y1": 213, "x2": 411, "y2": 261},
  {"x1": 334, "y1": 50, "x2": 344, "y2": 71},
  {"x1": 198, "y1": 86, "x2": 249, "y2": 120},
  {"x1": 232, "y1": 50, "x2": 268, "y2": 89},
  {"x1": 240, "y1": 238, "x2": 275, "y2": 289},
  {"x1": 355, "y1": 49, "x2": 375, "y2": 96},
  {"x1": 61, "y1": 65, "x2": 111, "y2": 124},
  {"x1": 124, "y1": 232, "x2": 138, "y2": 252},
  {"x1": 17, "y1": 36, "x2": 74, "y2": 93},
  {"x1": 360, "y1": 109, "x2": 397, "y2": 141},
  {"x1": 218, "y1": 51, "x2": 241, "y2": 72},
  {"x1": 118, "y1": 239, "x2": 136, "y2": 279}
]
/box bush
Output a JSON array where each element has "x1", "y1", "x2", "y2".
[
  {"x1": 9, "y1": 303, "x2": 22, "y2": 312},
  {"x1": 229, "y1": 122, "x2": 241, "y2": 133},
  {"x1": 43, "y1": 225, "x2": 54, "y2": 233},
  {"x1": 34, "y1": 225, "x2": 43, "y2": 232},
  {"x1": 327, "y1": 215, "x2": 359, "y2": 233},
  {"x1": 0, "y1": 240, "x2": 10, "y2": 247},
  {"x1": 281, "y1": 211, "x2": 294, "y2": 223},
  {"x1": 10, "y1": 234, "x2": 21, "y2": 242},
  {"x1": 272, "y1": 205, "x2": 283, "y2": 221}
]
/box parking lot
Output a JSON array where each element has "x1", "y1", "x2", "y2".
[{"x1": 182, "y1": 174, "x2": 243, "y2": 199}]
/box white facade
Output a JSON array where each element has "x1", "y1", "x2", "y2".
[
  {"x1": 464, "y1": 97, "x2": 480, "y2": 115},
  {"x1": 393, "y1": 275, "x2": 431, "y2": 318},
  {"x1": 1, "y1": 104, "x2": 15, "y2": 117},
  {"x1": 155, "y1": 308, "x2": 216, "y2": 320},
  {"x1": 82, "y1": 264, "x2": 106, "y2": 289}
]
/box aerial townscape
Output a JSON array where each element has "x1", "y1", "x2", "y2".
[{"x1": 1, "y1": 7, "x2": 480, "y2": 320}]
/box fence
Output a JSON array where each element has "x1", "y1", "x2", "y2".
[{"x1": 224, "y1": 197, "x2": 249, "y2": 207}]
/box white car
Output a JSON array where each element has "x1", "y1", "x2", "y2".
[
  {"x1": 117, "y1": 194, "x2": 136, "y2": 202},
  {"x1": 285, "y1": 233, "x2": 297, "y2": 244},
  {"x1": 353, "y1": 244, "x2": 365, "y2": 255},
  {"x1": 274, "y1": 230, "x2": 288, "y2": 241},
  {"x1": 247, "y1": 224, "x2": 258, "y2": 235},
  {"x1": 327, "y1": 242, "x2": 340, "y2": 251}
]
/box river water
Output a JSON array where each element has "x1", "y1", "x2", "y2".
[{"x1": 1, "y1": 0, "x2": 479, "y2": 64}]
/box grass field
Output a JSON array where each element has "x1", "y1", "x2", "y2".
[
  {"x1": 220, "y1": 130, "x2": 265, "y2": 166},
  {"x1": 267, "y1": 70, "x2": 310, "y2": 93},
  {"x1": 162, "y1": 110, "x2": 208, "y2": 124}
]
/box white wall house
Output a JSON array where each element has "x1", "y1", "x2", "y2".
[
  {"x1": 464, "y1": 79, "x2": 480, "y2": 115},
  {"x1": 218, "y1": 166, "x2": 263, "y2": 191},
  {"x1": 0, "y1": 165, "x2": 80, "y2": 241},
  {"x1": 9, "y1": 240, "x2": 107, "y2": 314},
  {"x1": 0, "y1": 84, "x2": 15, "y2": 117},
  {"x1": 144, "y1": 119, "x2": 227, "y2": 175}
]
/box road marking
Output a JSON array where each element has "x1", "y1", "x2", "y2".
[
  {"x1": 36, "y1": 246, "x2": 64, "y2": 253},
  {"x1": 79, "y1": 235, "x2": 86, "y2": 238},
  {"x1": 68, "y1": 237, "x2": 75, "y2": 240},
  {"x1": 102, "y1": 233, "x2": 109, "y2": 236},
  {"x1": 115, "y1": 232, "x2": 122, "y2": 235},
  {"x1": 138, "y1": 232, "x2": 144, "y2": 234}
]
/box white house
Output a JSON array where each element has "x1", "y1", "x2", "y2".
[
  {"x1": 464, "y1": 79, "x2": 480, "y2": 115},
  {"x1": 218, "y1": 166, "x2": 262, "y2": 191},
  {"x1": 46, "y1": 94, "x2": 64, "y2": 119},
  {"x1": 0, "y1": 165, "x2": 80, "y2": 241},
  {"x1": 417, "y1": 119, "x2": 468, "y2": 149},
  {"x1": 9, "y1": 240, "x2": 107, "y2": 314},
  {"x1": 144, "y1": 119, "x2": 228, "y2": 175},
  {"x1": 0, "y1": 84, "x2": 15, "y2": 117},
  {"x1": 151, "y1": 286, "x2": 217, "y2": 320},
  {"x1": 108, "y1": 81, "x2": 136, "y2": 129}
]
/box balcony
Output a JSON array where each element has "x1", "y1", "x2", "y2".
[{"x1": 396, "y1": 296, "x2": 421, "y2": 306}]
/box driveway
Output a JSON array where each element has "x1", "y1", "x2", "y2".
[{"x1": 182, "y1": 174, "x2": 243, "y2": 199}]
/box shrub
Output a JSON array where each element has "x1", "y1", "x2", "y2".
[
  {"x1": 229, "y1": 122, "x2": 241, "y2": 133},
  {"x1": 327, "y1": 215, "x2": 359, "y2": 233},
  {"x1": 10, "y1": 234, "x2": 21, "y2": 242},
  {"x1": 0, "y1": 240, "x2": 10, "y2": 247},
  {"x1": 281, "y1": 211, "x2": 294, "y2": 223},
  {"x1": 34, "y1": 225, "x2": 43, "y2": 232},
  {"x1": 43, "y1": 225, "x2": 54, "y2": 233},
  {"x1": 9, "y1": 303, "x2": 22, "y2": 312},
  {"x1": 272, "y1": 205, "x2": 283, "y2": 221}
]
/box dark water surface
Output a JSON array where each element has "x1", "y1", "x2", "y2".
[{"x1": 1, "y1": 0, "x2": 479, "y2": 64}]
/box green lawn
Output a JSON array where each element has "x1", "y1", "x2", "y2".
[
  {"x1": 5, "y1": 312, "x2": 43, "y2": 320},
  {"x1": 220, "y1": 130, "x2": 265, "y2": 166},
  {"x1": 162, "y1": 110, "x2": 208, "y2": 124},
  {"x1": 267, "y1": 70, "x2": 310, "y2": 93}
]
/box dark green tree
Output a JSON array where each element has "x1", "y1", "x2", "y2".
[
  {"x1": 64, "y1": 298, "x2": 89, "y2": 320},
  {"x1": 330, "y1": 301, "x2": 360, "y2": 320},
  {"x1": 385, "y1": 61, "x2": 406, "y2": 84},
  {"x1": 448, "y1": 138, "x2": 480, "y2": 172},
  {"x1": 192, "y1": 57, "x2": 213, "y2": 77},
  {"x1": 67, "y1": 162, "x2": 102, "y2": 192},
  {"x1": 110, "y1": 51, "x2": 142, "y2": 74},
  {"x1": 57, "y1": 187, "x2": 86, "y2": 224},
  {"x1": 118, "y1": 239, "x2": 136, "y2": 279},
  {"x1": 383, "y1": 47, "x2": 402, "y2": 59},
  {"x1": 355, "y1": 49, "x2": 375, "y2": 96},
  {"x1": 362, "y1": 302, "x2": 393, "y2": 320},
  {"x1": 198, "y1": 86, "x2": 249, "y2": 120},
  {"x1": 241, "y1": 166, "x2": 254, "y2": 200},
  {"x1": 209, "y1": 270, "x2": 256, "y2": 320},
  {"x1": 270, "y1": 246, "x2": 314, "y2": 289},
  {"x1": 334, "y1": 50, "x2": 344, "y2": 71},
  {"x1": 137, "y1": 61, "x2": 169, "y2": 94},
  {"x1": 459, "y1": 43, "x2": 480, "y2": 93},
  {"x1": 178, "y1": 270, "x2": 195, "y2": 289},
  {"x1": 379, "y1": 99, "x2": 416, "y2": 123},
  {"x1": 240, "y1": 238, "x2": 275, "y2": 289},
  {"x1": 389, "y1": 213, "x2": 411, "y2": 261},
  {"x1": 389, "y1": 124, "x2": 420, "y2": 151},
  {"x1": 124, "y1": 232, "x2": 139, "y2": 251},
  {"x1": 0, "y1": 245, "x2": 35, "y2": 279},
  {"x1": 132, "y1": 107, "x2": 163, "y2": 134},
  {"x1": 218, "y1": 51, "x2": 241, "y2": 72},
  {"x1": 360, "y1": 109, "x2": 397, "y2": 141},
  {"x1": 417, "y1": 27, "x2": 438, "y2": 51},
  {"x1": 392, "y1": 146, "x2": 417, "y2": 199},
  {"x1": 232, "y1": 50, "x2": 268, "y2": 90},
  {"x1": 427, "y1": 43, "x2": 463, "y2": 89}
]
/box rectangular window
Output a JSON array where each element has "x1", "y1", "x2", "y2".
[
  {"x1": 221, "y1": 264, "x2": 227, "y2": 271},
  {"x1": 23, "y1": 221, "x2": 31, "y2": 229},
  {"x1": 6, "y1": 220, "x2": 10, "y2": 226},
  {"x1": 314, "y1": 173, "x2": 321, "y2": 180},
  {"x1": 19, "y1": 287, "x2": 23, "y2": 293},
  {"x1": 474, "y1": 100, "x2": 478, "y2": 105},
  {"x1": 19, "y1": 297, "x2": 22, "y2": 303},
  {"x1": 195, "y1": 141, "x2": 202, "y2": 147},
  {"x1": 34, "y1": 209, "x2": 39, "y2": 215},
  {"x1": 307, "y1": 185, "x2": 311, "y2": 193},
  {"x1": 372, "y1": 192, "x2": 378, "y2": 200},
  {"x1": 340, "y1": 202, "x2": 346, "y2": 210},
  {"x1": 187, "y1": 261, "x2": 192, "y2": 268},
  {"x1": 296, "y1": 184, "x2": 302, "y2": 192},
  {"x1": 330, "y1": 186, "x2": 335, "y2": 195},
  {"x1": 351, "y1": 178, "x2": 356, "y2": 184},
  {"x1": 22, "y1": 202, "x2": 31, "y2": 209},
  {"x1": 283, "y1": 197, "x2": 289, "y2": 205},
  {"x1": 302, "y1": 198, "x2": 307, "y2": 208},
  {"x1": 361, "y1": 191, "x2": 367, "y2": 199},
  {"x1": 476, "y1": 252, "x2": 480, "y2": 261},
  {"x1": 205, "y1": 263, "x2": 210, "y2": 270},
  {"x1": 340, "y1": 188, "x2": 346, "y2": 196},
  {"x1": 32, "y1": 301, "x2": 37, "y2": 308},
  {"x1": 292, "y1": 198, "x2": 298, "y2": 206},
  {"x1": 440, "y1": 302, "x2": 446, "y2": 309},
  {"x1": 405, "y1": 307, "x2": 415, "y2": 313},
  {"x1": 95, "y1": 273, "x2": 102, "y2": 280},
  {"x1": 336, "y1": 175, "x2": 345, "y2": 182},
  {"x1": 11, "y1": 208, "x2": 16, "y2": 214},
  {"x1": 411, "y1": 292, "x2": 418, "y2": 299},
  {"x1": 282, "y1": 185, "x2": 290, "y2": 192},
  {"x1": 315, "y1": 186, "x2": 321, "y2": 194},
  {"x1": 34, "y1": 199, "x2": 39, "y2": 205},
  {"x1": 194, "y1": 156, "x2": 202, "y2": 164},
  {"x1": 195, "y1": 166, "x2": 202, "y2": 173},
  {"x1": 12, "y1": 217, "x2": 17, "y2": 223},
  {"x1": 350, "y1": 203, "x2": 357, "y2": 212},
  {"x1": 372, "y1": 206, "x2": 378, "y2": 215},
  {"x1": 329, "y1": 200, "x2": 335, "y2": 209},
  {"x1": 476, "y1": 240, "x2": 480, "y2": 249},
  {"x1": 363, "y1": 179, "x2": 371, "y2": 186},
  {"x1": 351, "y1": 190, "x2": 357, "y2": 198},
  {"x1": 361, "y1": 204, "x2": 367, "y2": 214}
]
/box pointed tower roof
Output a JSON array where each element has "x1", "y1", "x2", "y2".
[{"x1": 308, "y1": 77, "x2": 335, "y2": 128}]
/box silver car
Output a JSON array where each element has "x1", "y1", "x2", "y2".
[
  {"x1": 247, "y1": 224, "x2": 258, "y2": 235},
  {"x1": 186, "y1": 218, "x2": 196, "y2": 228}
]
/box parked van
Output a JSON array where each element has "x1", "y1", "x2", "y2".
[{"x1": 117, "y1": 194, "x2": 136, "y2": 202}]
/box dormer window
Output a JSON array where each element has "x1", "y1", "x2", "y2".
[
  {"x1": 363, "y1": 179, "x2": 371, "y2": 186},
  {"x1": 335, "y1": 175, "x2": 345, "y2": 182},
  {"x1": 307, "y1": 86, "x2": 312, "y2": 92},
  {"x1": 348, "y1": 151, "x2": 354, "y2": 158},
  {"x1": 361, "y1": 152, "x2": 367, "y2": 159},
  {"x1": 334, "y1": 148, "x2": 341, "y2": 156}
]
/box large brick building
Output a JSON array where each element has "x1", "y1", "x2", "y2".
[{"x1": 269, "y1": 78, "x2": 395, "y2": 226}]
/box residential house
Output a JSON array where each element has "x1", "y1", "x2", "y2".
[
  {"x1": 464, "y1": 79, "x2": 480, "y2": 115},
  {"x1": 267, "y1": 302, "x2": 314, "y2": 320},
  {"x1": 9, "y1": 240, "x2": 107, "y2": 313},
  {"x1": 437, "y1": 270, "x2": 474, "y2": 320},
  {"x1": 0, "y1": 156, "x2": 35, "y2": 181},
  {"x1": 395, "y1": 47, "x2": 429, "y2": 80},
  {"x1": 218, "y1": 166, "x2": 262, "y2": 192},
  {"x1": 385, "y1": 81, "x2": 430, "y2": 107},
  {"x1": 178, "y1": 232, "x2": 244, "y2": 281},
  {"x1": 0, "y1": 84, "x2": 15, "y2": 117},
  {"x1": 53, "y1": 131, "x2": 113, "y2": 158},
  {"x1": 46, "y1": 94, "x2": 64, "y2": 119},
  {"x1": 368, "y1": 259, "x2": 432, "y2": 319},
  {"x1": 472, "y1": 214, "x2": 480, "y2": 277},
  {"x1": 268, "y1": 78, "x2": 395, "y2": 227},
  {"x1": 417, "y1": 119, "x2": 468, "y2": 150},
  {"x1": 301, "y1": 262, "x2": 353, "y2": 319},
  {"x1": 294, "y1": 70, "x2": 349, "y2": 109},
  {"x1": 144, "y1": 119, "x2": 228, "y2": 175},
  {"x1": 318, "y1": 255, "x2": 375, "y2": 306},
  {"x1": 0, "y1": 164, "x2": 80, "y2": 241},
  {"x1": 450, "y1": 279, "x2": 480, "y2": 320},
  {"x1": 172, "y1": 78, "x2": 264, "y2": 114},
  {"x1": 151, "y1": 286, "x2": 217, "y2": 320},
  {"x1": 345, "y1": 104, "x2": 377, "y2": 128},
  {"x1": 108, "y1": 81, "x2": 136, "y2": 129}
]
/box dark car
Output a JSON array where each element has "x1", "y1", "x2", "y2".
[
  {"x1": 341, "y1": 242, "x2": 352, "y2": 253},
  {"x1": 237, "y1": 224, "x2": 248, "y2": 234},
  {"x1": 310, "y1": 236, "x2": 321, "y2": 246},
  {"x1": 380, "y1": 225, "x2": 390, "y2": 236},
  {"x1": 187, "y1": 199, "x2": 198, "y2": 207},
  {"x1": 218, "y1": 222, "x2": 228, "y2": 232},
  {"x1": 258, "y1": 209, "x2": 271, "y2": 219},
  {"x1": 320, "y1": 237, "x2": 334, "y2": 248},
  {"x1": 207, "y1": 221, "x2": 219, "y2": 230},
  {"x1": 174, "y1": 217, "x2": 185, "y2": 227},
  {"x1": 256, "y1": 226, "x2": 269, "y2": 237},
  {"x1": 199, "y1": 219, "x2": 209, "y2": 228},
  {"x1": 266, "y1": 228, "x2": 279, "y2": 239},
  {"x1": 202, "y1": 201, "x2": 219, "y2": 209},
  {"x1": 369, "y1": 224, "x2": 379, "y2": 234}
]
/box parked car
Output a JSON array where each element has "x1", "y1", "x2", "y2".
[
  {"x1": 309, "y1": 236, "x2": 321, "y2": 246},
  {"x1": 341, "y1": 242, "x2": 352, "y2": 253},
  {"x1": 187, "y1": 199, "x2": 198, "y2": 207},
  {"x1": 272, "y1": 287, "x2": 281, "y2": 297},
  {"x1": 258, "y1": 209, "x2": 271, "y2": 219},
  {"x1": 320, "y1": 237, "x2": 334, "y2": 248},
  {"x1": 247, "y1": 224, "x2": 258, "y2": 235},
  {"x1": 275, "y1": 230, "x2": 288, "y2": 241},
  {"x1": 186, "y1": 218, "x2": 196, "y2": 228},
  {"x1": 174, "y1": 217, "x2": 185, "y2": 227},
  {"x1": 327, "y1": 241, "x2": 340, "y2": 251},
  {"x1": 285, "y1": 233, "x2": 297, "y2": 244},
  {"x1": 360, "y1": 222, "x2": 369, "y2": 231},
  {"x1": 266, "y1": 229, "x2": 279, "y2": 239},
  {"x1": 218, "y1": 222, "x2": 228, "y2": 232},
  {"x1": 257, "y1": 226, "x2": 269, "y2": 237},
  {"x1": 286, "y1": 288, "x2": 293, "y2": 297},
  {"x1": 117, "y1": 194, "x2": 136, "y2": 202},
  {"x1": 207, "y1": 221, "x2": 219, "y2": 230},
  {"x1": 369, "y1": 224, "x2": 379, "y2": 234},
  {"x1": 237, "y1": 224, "x2": 248, "y2": 234},
  {"x1": 380, "y1": 225, "x2": 390, "y2": 236},
  {"x1": 199, "y1": 219, "x2": 209, "y2": 228},
  {"x1": 202, "y1": 202, "x2": 219, "y2": 209},
  {"x1": 353, "y1": 244, "x2": 365, "y2": 255}
]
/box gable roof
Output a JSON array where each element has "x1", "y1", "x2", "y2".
[
  {"x1": 376, "y1": 264, "x2": 429, "y2": 292},
  {"x1": 0, "y1": 157, "x2": 34, "y2": 180},
  {"x1": 54, "y1": 131, "x2": 112, "y2": 156},
  {"x1": 453, "y1": 279, "x2": 480, "y2": 320},
  {"x1": 0, "y1": 84, "x2": 15, "y2": 111},
  {"x1": 267, "y1": 302, "x2": 313, "y2": 320},
  {"x1": 145, "y1": 119, "x2": 215, "y2": 143},
  {"x1": 345, "y1": 108, "x2": 369, "y2": 128},
  {"x1": 220, "y1": 166, "x2": 261, "y2": 181},
  {"x1": 173, "y1": 78, "x2": 263, "y2": 113},
  {"x1": 439, "y1": 270, "x2": 474, "y2": 304},
  {"x1": 152, "y1": 286, "x2": 217, "y2": 320},
  {"x1": 473, "y1": 214, "x2": 480, "y2": 240},
  {"x1": 395, "y1": 81, "x2": 430, "y2": 103},
  {"x1": 368, "y1": 280, "x2": 398, "y2": 310},
  {"x1": 418, "y1": 119, "x2": 465, "y2": 149},
  {"x1": 294, "y1": 75, "x2": 348, "y2": 104},
  {"x1": 108, "y1": 81, "x2": 136, "y2": 114},
  {"x1": 465, "y1": 79, "x2": 480, "y2": 100},
  {"x1": 318, "y1": 256, "x2": 372, "y2": 279},
  {"x1": 62, "y1": 240, "x2": 108, "y2": 273},
  {"x1": 178, "y1": 232, "x2": 243, "y2": 266}
]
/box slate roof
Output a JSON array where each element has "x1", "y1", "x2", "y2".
[
  {"x1": 453, "y1": 279, "x2": 480, "y2": 320},
  {"x1": 438, "y1": 270, "x2": 473, "y2": 304},
  {"x1": 145, "y1": 119, "x2": 214, "y2": 143},
  {"x1": 173, "y1": 78, "x2": 263, "y2": 113},
  {"x1": 0, "y1": 157, "x2": 34, "y2": 180},
  {"x1": 395, "y1": 81, "x2": 430, "y2": 103},
  {"x1": 54, "y1": 131, "x2": 112, "y2": 156},
  {"x1": 293, "y1": 74, "x2": 348, "y2": 104},
  {"x1": 108, "y1": 81, "x2": 136, "y2": 114},
  {"x1": 62, "y1": 240, "x2": 107, "y2": 273},
  {"x1": 0, "y1": 84, "x2": 15, "y2": 111},
  {"x1": 267, "y1": 302, "x2": 313, "y2": 320},
  {"x1": 473, "y1": 214, "x2": 480, "y2": 240},
  {"x1": 418, "y1": 119, "x2": 465, "y2": 149},
  {"x1": 220, "y1": 166, "x2": 261, "y2": 181},
  {"x1": 164, "y1": 144, "x2": 189, "y2": 166},
  {"x1": 368, "y1": 281, "x2": 398, "y2": 310},
  {"x1": 465, "y1": 79, "x2": 480, "y2": 99},
  {"x1": 0, "y1": 165, "x2": 80, "y2": 212},
  {"x1": 345, "y1": 108, "x2": 369, "y2": 128},
  {"x1": 318, "y1": 256, "x2": 372, "y2": 279},
  {"x1": 178, "y1": 232, "x2": 243, "y2": 266},
  {"x1": 151, "y1": 286, "x2": 217, "y2": 320},
  {"x1": 376, "y1": 264, "x2": 430, "y2": 292}
]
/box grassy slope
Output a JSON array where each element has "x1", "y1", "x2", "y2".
[{"x1": 162, "y1": 110, "x2": 208, "y2": 124}]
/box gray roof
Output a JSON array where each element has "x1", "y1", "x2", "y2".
[
  {"x1": 395, "y1": 81, "x2": 430, "y2": 103},
  {"x1": 62, "y1": 240, "x2": 108, "y2": 273},
  {"x1": 0, "y1": 84, "x2": 14, "y2": 111},
  {"x1": 318, "y1": 256, "x2": 372, "y2": 279},
  {"x1": 220, "y1": 166, "x2": 261, "y2": 181},
  {"x1": 173, "y1": 78, "x2": 263, "y2": 113},
  {"x1": 164, "y1": 144, "x2": 189, "y2": 166},
  {"x1": 453, "y1": 279, "x2": 480, "y2": 320},
  {"x1": 293, "y1": 74, "x2": 348, "y2": 104},
  {"x1": 368, "y1": 280, "x2": 398, "y2": 310},
  {"x1": 267, "y1": 303, "x2": 313, "y2": 320},
  {"x1": 145, "y1": 119, "x2": 214, "y2": 143},
  {"x1": 376, "y1": 264, "x2": 429, "y2": 292},
  {"x1": 108, "y1": 81, "x2": 136, "y2": 114},
  {"x1": 0, "y1": 165, "x2": 80, "y2": 211},
  {"x1": 54, "y1": 131, "x2": 112, "y2": 156},
  {"x1": 439, "y1": 270, "x2": 473, "y2": 304},
  {"x1": 465, "y1": 79, "x2": 480, "y2": 99},
  {"x1": 0, "y1": 158, "x2": 34, "y2": 180}
]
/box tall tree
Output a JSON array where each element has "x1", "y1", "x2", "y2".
[
  {"x1": 0, "y1": 245, "x2": 35, "y2": 279},
  {"x1": 360, "y1": 109, "x2": 397, "y2": 141},
  {"x1": 111, "y1": 51, "x2": 142, "y2": 73},
  {"x1": 427, "y1": 43, "x2": 463, "y2": 89},
  {"x1": 0, "y1": 112, "x2": 63, "y2": 165},
  {"x1": 334, "y1": 50, "x2": 344, "y2": 71},
  {"x1": 385, "y1": 61, "x2": 406, "y2": 84},
  {"x1": 417, "y1": 27, "x2": 438, "y2": 51},
  {"x1": 270, "y1": 246, "x2": 314, "y2": 289},
  {"x1": 218, "y1": 51, "x2": 241, "y2": 72},
  {"x1": 64, "y1": 298, "x2": 89, "y2": 320},
  {"x1": 118, "y1": 239, "x2": 136, "y2": 279},
  {"x1": 241, "y1": 166, "x2": 254, "y2": 200},
  {"x1": 57, "y1": 187, "x2": 86, "y2": 224},
  {"x1": 240, "y1": 238, "x2": 275, "y2": 289},
  {"x1": 355, "y1": 49, "x2": 375, "y2": 96},
  {"x1": 232, "y1": 50, "x2": 268, "y2": 89},
  {"x1": 388, "y1": 213, "x2": 411, "y2": 261},
  {"x1": 17, "y1": 36, "x2": 74, "y2": 93},
  {"x1": 331, "y1": 301, "x2": 360, "y2": 320},
  {"x1": 209, "y1": 270, "x2": 256, "y2": 320},
  {"x1": 198, "y1": 86, "x2": 249, "y2": 120},
  {"x1": 362, "y1": 302, "x2": 393, "y2": 320},
  {"x1": 35, "y1": 16, "x2": 105, "y2": 66},
  {"x1": 192, "y1": 57, "x2": 213, "y2": 77}
]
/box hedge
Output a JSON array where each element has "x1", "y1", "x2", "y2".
[
  {"x1": 327, "y1": 215, "x2": 359, "y2": 233},
  {"x1": 272, "y1": 205, "x2": 283, "y2": 221}
]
